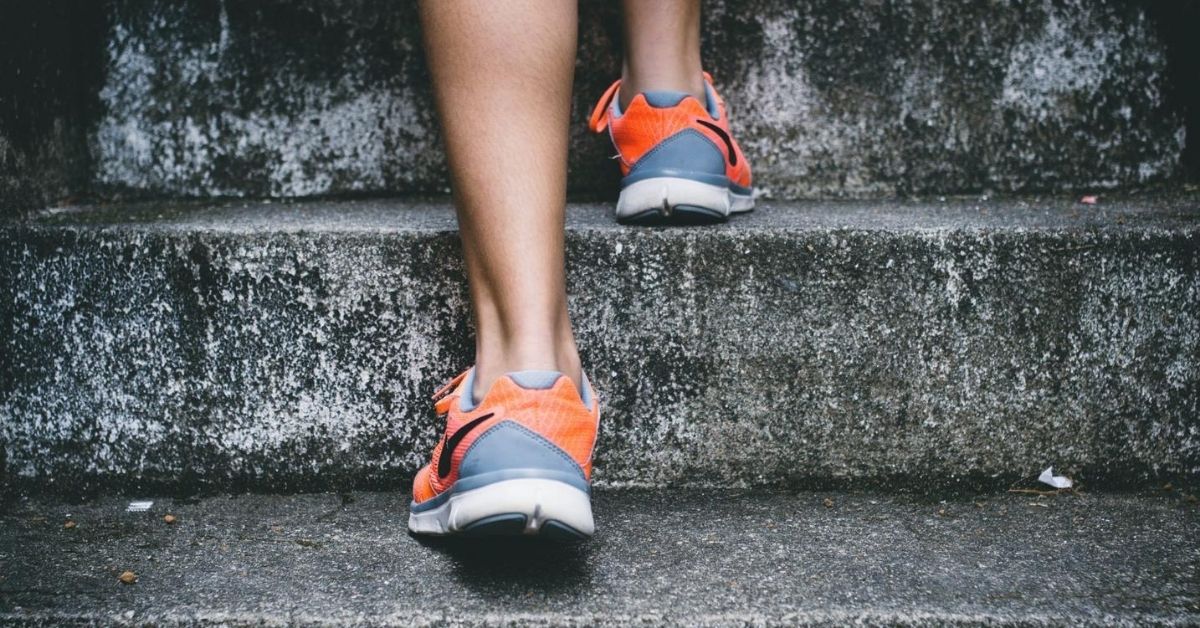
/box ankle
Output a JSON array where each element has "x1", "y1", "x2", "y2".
[
  {"x1": 472, "y1": 340, "x2": 583, "y2": 404},
  {"x1": 620, "y1": 64, "x2": 705, "y2": 109}
]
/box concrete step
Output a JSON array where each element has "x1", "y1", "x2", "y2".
[
  {"x1": 3, "y1": 0, "x2": 1197, "y2": 213},
  {"x1": 2, "y1": 489, "x2": 1198, "y2": 626},
  {"x1": 2, "y1": 195, "x2": 1198, "y2": 492}
]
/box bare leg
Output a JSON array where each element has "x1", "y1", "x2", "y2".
[
  {"x1": 419, "y1": 0, "x2": 582, "y2": 398},
  {"x1": 620, "y1": 0, "x2": 705, "y2": 108}
]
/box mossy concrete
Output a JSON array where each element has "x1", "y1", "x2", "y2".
[{"x1": 1, "y1": 196, "x2": 1197, "y2": 492}]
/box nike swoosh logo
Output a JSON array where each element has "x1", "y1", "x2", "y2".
[
  {"x1": 437, "y1": 412, "x2": 495, "y2": 479},
  {"x1": 695, "y1": 119, "x2": 738, "y2": 167}
]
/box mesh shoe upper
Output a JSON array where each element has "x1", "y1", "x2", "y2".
[
  {"x1": 411, "y1": 369, "x2": 600, "y2": 505},
  {"x1": 588, "y1": 72, "x2": 752, "y2": 190}
]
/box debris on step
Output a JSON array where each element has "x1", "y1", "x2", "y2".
[{"x1": 1038, "y1": 467, "x2": 1073, "y2": 489}]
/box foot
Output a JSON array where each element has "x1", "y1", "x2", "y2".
[
  {"x1": 408, "y1": 368, "x2": 600, "y2": 540},
  {"x1": 588, "y1": 72, "x2": 754, "y2": 225}
]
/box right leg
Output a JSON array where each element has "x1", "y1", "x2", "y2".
[
  {"x1": 619, "y1": 0, "x2": 706, "y2": 109},
  {"x1": 419, "y1": 0, "x2": 581, "y2": 398},
  {"x1": 587, "y1": 1, "x2": 755, "y2": 224}
]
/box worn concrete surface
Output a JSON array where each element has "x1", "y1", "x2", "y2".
[
  {"x1": 0, "y1": 1, "x2": 108, "y2": 214},
  {"x1": 83, "y1": 0, "x2": 1190, "y2": 198},
  {"x1": 2, "y1": 0, "x2": 1197, "y2": 215},
  {"x1": 1, "y1": 195, "x2": 1198, "y2": 492},
  {"x1": 1, "y1": 489, "x2": 1197, "y2": 626}
]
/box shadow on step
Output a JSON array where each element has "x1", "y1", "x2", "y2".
[{"x1": 410, "y1": 534, "x2": 593, "y2": 593}]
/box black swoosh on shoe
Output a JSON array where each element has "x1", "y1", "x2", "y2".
[
  {"x1": 695, "y1": 119, "x2": 737, "y2": 167},
  {"x1": 437, "y1": 413, "x2": 495, "y2": 479}
]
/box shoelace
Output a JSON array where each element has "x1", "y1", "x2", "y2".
[{"x1": 431, "y1": 368, "x2": 470, "y2": 415}]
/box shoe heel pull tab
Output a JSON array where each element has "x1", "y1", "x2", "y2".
[
  {"x1": 588, "y1": 79, "x2": 621, "y2": 133},
  {"x1": 431, "y1": 368, "x2": 470, "y2": 403}
]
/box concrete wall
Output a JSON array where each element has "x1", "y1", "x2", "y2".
[
  {"x1": 1, "y1": 0, "x2": 1197, "y2": 213},
  {"x1": 2, "y1": 199, "x2": 1197, "y2": 492},
  {"x1": 0, "y1": 1, "x2": 107, "y2": 213}
]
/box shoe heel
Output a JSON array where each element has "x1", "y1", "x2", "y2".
[
  {"x1": 408, "y1": 420, "x2": 594, "y2": 538},
  {"x1": 616, "y1": 176, "x2": 733, "y2": 223}
]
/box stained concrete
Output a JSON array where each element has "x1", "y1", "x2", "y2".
[
  {"x1": 1, "y1": 489, "x2": 1198, "y2": 626},
  {"x1": 0, "y1": 1, "x2": 108, "y2": 214},
  {"x1": 85, "y1": 0, "x2": 1189, "y2": 199},
  {"x1": 1, "y1": 195, "x2": 1198, "y2": 492},
  {"x1": 1, "y1": 0, "x2": 1196, "y2": 214}
]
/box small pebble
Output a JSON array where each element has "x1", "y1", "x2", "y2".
[
  {"x1": 163, "y1": 514, "x2": 177, "y2": 524},
  {"x1": 118, "y1": 571, "x2": 137, "y2": 585},
  {"x1": 822, "y1": 498, "x2": 834, "y2": 508},
  {"x1": 63, "y1": 520, "x2": 77, "y2": 529}
]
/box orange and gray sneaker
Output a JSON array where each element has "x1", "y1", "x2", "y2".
[
  {"x1": 408, "y1": 368, "x2": 600, "y2": 540},
  {"x1": 588, "y1": 72, "x2": 754, "y2": 224}
]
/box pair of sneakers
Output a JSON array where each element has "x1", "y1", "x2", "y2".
[{"x1": 409, "y1": 74, "x2": 753, "y2": 539}]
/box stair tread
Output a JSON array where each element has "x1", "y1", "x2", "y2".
[
  {"x1": 9, "y1": 193, "x2": 1200, "y2": 234},
  {"x1": 2, "y1": 489, "x2": 1197, "y2": 626}
]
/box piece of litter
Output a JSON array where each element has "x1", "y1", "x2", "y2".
[
  {"x1": 63, "y1": 520, "x2": 77, "y2": 529},
  {"x1": 1037, "y1": 467, "x2": 1073, "y2": 489},
  {"x1": 118, "y1": 570, "x2": 138, "y2": 584},
  {"x1": 126, "y1": 500, "x2": 154, "y2": 512},
  {"x1": 1080, "y1": 195, "x2": 1098, "y2": 205},
  {"x1": 163, "y1": 514, "x2": 178, "y2": 524}
]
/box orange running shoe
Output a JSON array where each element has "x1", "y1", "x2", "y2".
[
  {"x1": 589, "y1": 72, "x2": 754, "y2": 224},
  {"x1": 408, "y1": 368, "x2": 600, "y2": 539}
]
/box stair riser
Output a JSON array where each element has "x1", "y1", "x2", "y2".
[
  {"x1": 3, "y1": 221, "x2": 1197, "y2": 490},
  {"x1": 2, "y1": 0, "x2": 1194, "y2": 215}
]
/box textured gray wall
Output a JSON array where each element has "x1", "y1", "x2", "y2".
[
  {"x1": 92, "y1": 0, "x2": 1186, "y2": 199},
  {"x1": 0, "y1": 0, "x2": 1195, "y2": 213},
  {"x1": 0, "y1": 1, "x2": 107, "y2": 213},
  {"x1": 3, "y1": 199, "x2": 1197, "y2": 492}
]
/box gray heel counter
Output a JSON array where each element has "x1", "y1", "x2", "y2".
[
  {"x1": 625, "y1": 129, "x2": 727, "y2": 187},
  {"x1": 457, "y1": 421, "x2": 589, "y2": 492}
]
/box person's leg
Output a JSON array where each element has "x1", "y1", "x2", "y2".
[
  {"x1": 419, "y1": 0, "x2": 581, "y2": 399},
  {"x1": 619, "y1": 0, "x2": 705, "y2": 108},
  {"x1": 589, "y1": 0, "x2": 753, "y2": 223}
]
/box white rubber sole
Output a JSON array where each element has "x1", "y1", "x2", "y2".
[
  {"x1": 615, "y1": 176, "x2": 755, "y2": 221},
  {"x1": 408, "y1": 478, "x2": 595, "y2": 538}
]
